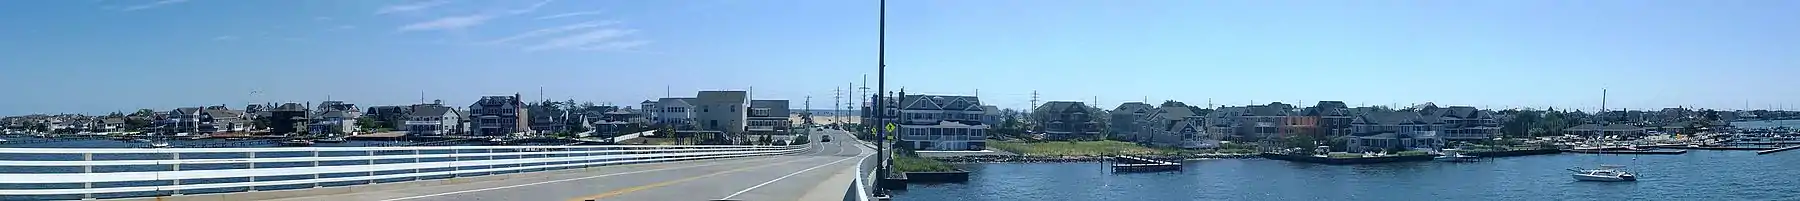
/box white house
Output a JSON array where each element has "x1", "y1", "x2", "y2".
[
  {"x1": 655, "y1": 98, "x2": 697, "y2": 128},
  {"x1": 896, "y1": 92, "x2": 990, "y2": 151},
  {"x1": 406, "y1": 105, "x2": 463, "y2": 136}
]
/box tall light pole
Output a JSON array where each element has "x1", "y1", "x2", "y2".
[{"x1": 873, "y1": 0, "x2": 890, "y2": 196}]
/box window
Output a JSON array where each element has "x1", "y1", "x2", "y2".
[{"x1": 702, "y1": 106, "x2": 710, "y2": 112}]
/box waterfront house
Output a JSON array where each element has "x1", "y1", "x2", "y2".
[
  {"x1": 308, "y1": 110, "x2": 356, "y2": 136},
  {"x1": 895, "y1": 91, "x2": 990, "y2": 151},
  {"x1": 1033, "y1": 101, "x2": 1101, "y2": 141},
  {"x1": 693, "y1": 91, "x2": 750, "y2": 138},
  {"x1": 165, "y1": 107, "x2": 203, "y2": 134},
  {"x1": 269, "y1": 103, "x2": 310, "y2": 135},
  {"x1": 405, "y1": 104, "x2": 463, "y2": 136},
  {"x1": 1419, "y1": 105, "x2": 1501, "y2": 141},
  {"x1": 200, "y1": 108, "x2": 247, "y2": 133},
  {"x1": 639, "y1": 100, "x2": 659, "y2": 121},
  {"x1": 1237, "y1": 103, "x2": 1300, "y2": 141},
  {"x1": 529, "y1": 104, "x2": 567, "y2": 134},
  {"x1": 981, "y1": 105, "x2": 1002, "y2": 127},
  {"x1": 367, "y1": 105, "x2": 413, "y2": 131},
  {"x1": 862, "y1": 94, "x2": 900, "y2": 129},
  {"x1": 1137, "y1": 104, "x2": 1196, "y2": 146},
  {"x1": 654, "y1": 98, "x2": 696, "y2": 129},
  {"x1": 469, "y1": 94, "x2": 531, "y2": 136},
  {"x1": 748, "y1": 99, "x2": 791, "y2": 136},
  {"x1": 315, "y1": 101, "x2": 361, "y2": 119},
  {"x1": 1346, "y1": 111, "x2": 1445, "y2": 152},
  {"x1": 1205, "y1": 107, "x2": 1245, "y2": 141},
  {"x1": 1563, "y1": 124, "x2": 1646, "y2": 137},
  {"x1": 1302, "y1": 101, "x2": 1353, "y2": 137},
  {"x1": 1109, "y1": 102, "x2": 1155, "y2": 141},
  {"x1": 100, "y1": 118, "x2": 126, "y2": 132}
]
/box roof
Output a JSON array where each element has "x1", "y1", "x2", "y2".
[
  {"x1": 982, "y1": 105, "x2": 1001, "y2": 115},
  {"x1": 1244, "y1": 105, "x2": 1294, "y2": 116},
  {"x1": 642, "y1": 100, "x2": 657, "y2": 103},
  {"x1": 1112, "y1": 102, "x2": 1154, "y2": 114},
  {"x1": 900, "y1": 95, "x2": 983, "y2": 111},
  {"x1": 316, "y1": 110, "x2": 349, "y2": 119},
  {"x1": 203, "y1": 109, "x2": 242, "y2": 118},
  {"x1": 1151, "y1": 106, "x2": 1196, "y2": 120},
  {"x1": 1353, "y1": 111, "x2": 1441, "y2": 125},
  {"x1": 1034, "y1": 101, "x2": 1088, "y2": 114},
  {"x1": 696, "y1": 91, "x2": 749, "y2": 103},
  {"x1": 657, "y1": 98, "x2": 696, "y2": 106},
  {"x1": 174, "y1": 107, "x2": 201, "y2": 115},
  {"x1": 275, "y1": 103, "x2": 308, "y2": 111},
  {"x1": 410, "y1": 105, "x2": 456, "y2": 117},
  {"x1": 101, "y1": 118, "x2": 126, "y2": 124},
  {"x1": 750, "y1": 100, "x2": 789, "y2": 109}
]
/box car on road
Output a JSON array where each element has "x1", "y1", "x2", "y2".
[{"x1": 820, "y1": 135, "x2": 831, "y2": 142}]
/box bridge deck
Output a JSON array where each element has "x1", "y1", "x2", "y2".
[{"x1": 104, "y1": 130, "x2": 870, "y2": 201}]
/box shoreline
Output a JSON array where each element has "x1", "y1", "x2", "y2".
[{"x1": 930, "y1": 153, "x2": 1259, "y2": 164}]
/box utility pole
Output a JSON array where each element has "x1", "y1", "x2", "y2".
[
  {"x1": 874, "y1": 0, "x2": 891, "y2": 196},
  {"x1": 835, "y1": 87, "x2": 843, "y2": 126},
  {"x1": 1031, "y1": 90, "x2": 1040, "y2": 110}
]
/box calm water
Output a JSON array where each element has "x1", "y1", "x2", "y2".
[
  {"x1": 898, "y1": 151, "x2": 1800, "y2": 201},
  {"x1": 1731, "y1": 119, "x2": 1800, "y2": 130}
]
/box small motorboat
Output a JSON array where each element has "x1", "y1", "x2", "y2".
[
  {"x1": 0, "y1": 139, "x2": 9, "y2": 143},
  {"x1": 148, "y1": 141, "x2": 171, "y2": 148},
  {"x1": 281, "y1": 139, "x2": 315, "y2": 147},
  {"x1": 1570, "y1": 165, "x2": 1637, "y2": 182},
  {"x1": 1434, "y1": 149, "x2": 1480, "y2": 162},
  {"x1": 315, "y1": 137, "x2": 347, "y2": 143}
]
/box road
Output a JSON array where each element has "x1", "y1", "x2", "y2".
[{"x1": 265, "y1": 129, "x2": 871, "y2": 201}]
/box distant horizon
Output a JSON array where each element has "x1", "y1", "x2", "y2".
[{"x1": 5, "y1": 1, "x2": 1797, "y2": 116}]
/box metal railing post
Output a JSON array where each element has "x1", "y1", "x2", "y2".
[
  {"x1": 311, "y1": 150, "x2": 320, "y2": 188},
  {"x1": 413, "y1": 149, "x2": 421, "y2": 181},
  {"x1": 248, "y1": 151, "x2": 258, "y2": 192},
  {"x1": 366, "y1": 150, "x2": 376, "y2": 184},
  {"x1": 172, "y1": 152, "x2": 182, "y2": 195},
  {"x1": 82, "y1": 153, "x2": 93, "y2": 200}
]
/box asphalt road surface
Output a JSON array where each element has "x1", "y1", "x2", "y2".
[{"x1": 265, "y1": 129, "x2": 872, "y2": 201}]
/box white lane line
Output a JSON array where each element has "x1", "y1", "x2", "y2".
[
  {"x1": 719, "y1": 140, "x2": 870, "y2": 200},
  {"x1": 378, "y1": 154, "x2": 785, "y2": 201}
]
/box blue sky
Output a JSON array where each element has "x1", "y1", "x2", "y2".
[{"x1": 2, "y1": 0, "x2": 1798, "y2": 115}]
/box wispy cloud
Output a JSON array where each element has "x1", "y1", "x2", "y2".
[
  {"x1": 525, "y1": 28, "x2": 643, "y2": 51},
  {"x1": 487, "y1": 20, "x2": 619, "y2": 44},
  {"x1": 578, "y1": 40, "x2": 651, "y2": 51},
  {"x1": 212, "y1": 35, "x2": 239, "y2": 41},
  {"x1": 120, "y1": 0, "x2": 191, "y2": 11},
  {"x1": 314, "y1": 16, "x2": 333, "y2": 21},
  {"x1": 535, "y1": 10, "x2": 605, "y2": 20},
  {"x1": 398, "y1": 14, "x2": 493, "y2": 32},
  {"x1": 506, "y1": 0, "x2": 557, "y2": 15},
  {"x1": 375, "y1": 0, "x2": 448, "y2": 15}
]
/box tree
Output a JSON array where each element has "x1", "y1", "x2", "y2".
[
  {"x1": 132, "y1": 109, "x2": 157, "y2": 117},
  {"x1": 355, "y1": 116, "x2": 383, "y2": 131}
]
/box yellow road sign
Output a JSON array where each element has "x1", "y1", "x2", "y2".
[{"x1": 886, "y1": 123, "x2": 897, "y2": 132}]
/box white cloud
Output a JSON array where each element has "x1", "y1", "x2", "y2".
[
  {"x1": 525, "y1": 28, "x2": 640, "y2": 51},
  {"x1": 487, "y1": 20, "x2": 618, "y2": 44},
  {"x1": 397, "y1": 14, "x2": 493, "y2": 32},
  {"x1": 212, "y1": 35, "x2": 239, "y2": 41},
  {"x1": 536, "y1": 10, "x2": 605, "y2": 20},
  {"x1": 506, "y1": 0, "x2": 557, "y2": 15},
  {"x1": 120, "y1": 0, "x2": 191, "y2": 11},
  {"x1": 375, "y1": 0, "x2": 448, "y2": 15},
  {"x1": 579, "y1": 40, "x2": 650, "y2": 51}
]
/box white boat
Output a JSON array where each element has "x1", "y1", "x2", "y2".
[
  {"x1": 1569, "y1": 165, "x2": 1637, "y2": 182},
  {"x1": 0, "y1": 139, "x2": 9, "y2": 142},
  {"x1": 1434, "y1": 149, "x2": 1480, "y2": 162},
  {"x1": 148, "y1": 141, "x2": 171, "y2": 148}
]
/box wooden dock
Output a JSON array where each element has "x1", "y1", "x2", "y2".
[
  {"x1": 1757, "y1": 145, "x2": 1800, "y2": 155},
  {"x1": 1650, "y1": 145, "x2": 1771, "y2": 151},
  {"x1": 1110, "y1": 155, "x2": 1181, "y2": 173}
]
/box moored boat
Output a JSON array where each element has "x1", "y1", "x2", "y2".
[
  {"x1": 281, "y1": 139, "x2": 315, "y2": 147},
  {"x1": 1569, "y1": 165, "x2": 1636, "y2": 182}
]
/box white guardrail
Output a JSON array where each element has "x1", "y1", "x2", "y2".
[{"x1": 0, "y1": 145, "x2": 804, "y2": 198}]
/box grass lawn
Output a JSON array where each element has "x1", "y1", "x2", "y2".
[
  {"x1": 987, "y1": 140, "x2": 1173, "y2": 157},
  {"x1": 892, "y1": 155, "x2": 958, "y2": 173}
]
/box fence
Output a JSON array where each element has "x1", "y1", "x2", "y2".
[{"x1": 0, "y1": 145, "x2": 803, "y2": 200}]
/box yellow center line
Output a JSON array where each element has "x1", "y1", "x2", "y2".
[{"x1": 568, "y1": 156, "x2": 818, "y2": 201}]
